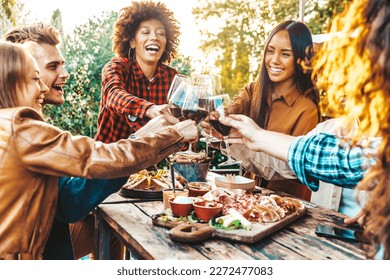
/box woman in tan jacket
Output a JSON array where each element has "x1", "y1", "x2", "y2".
[
  {"x1": 0, "y1": 42, "x2": 198, "y2": 260},
  {"x1": 227, "y1": 20, "x2": 320, "y2": 201}
]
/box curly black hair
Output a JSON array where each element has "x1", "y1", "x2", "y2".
[{"x1": 112, "y1": 0, "x2": 180, "y2": 63}]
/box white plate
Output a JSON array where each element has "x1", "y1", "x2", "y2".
[{"x1": 214, "y1": 175, "x2": 256, "y2": 191}]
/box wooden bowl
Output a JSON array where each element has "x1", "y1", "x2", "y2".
[
  {"x1": 169, "y1": 197, "x2": 194, "y2": 217},
  {"x1": 187, "y1": 182, "x2": 212, "y2": 197},
  {"x1": 193, "y1": 201, "x2": 223, "y2": 222},
  {"x1": 214, "y1": 175, "x2": 255, "y2": 193}
]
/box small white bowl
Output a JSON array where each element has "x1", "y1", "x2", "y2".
[{"x1": 215, "y1": 175, "x2": 255, "y2": 193}]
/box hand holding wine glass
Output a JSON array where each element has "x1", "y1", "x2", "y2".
[{"x1": 208, "y1": 94, "x2": 241, "y2": 166}]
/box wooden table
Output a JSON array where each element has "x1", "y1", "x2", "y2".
[{"x1": 94, "y1": 187, "x2": 369, "y2": 260}]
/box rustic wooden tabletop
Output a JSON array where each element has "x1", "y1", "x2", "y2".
[{"x1": 94, "y1": 190, "x2": 369, "y2": 260}]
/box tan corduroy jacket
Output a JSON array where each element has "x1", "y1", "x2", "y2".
[{"x1": 0, "y1": 107, "x2": 183, "y2": 260}]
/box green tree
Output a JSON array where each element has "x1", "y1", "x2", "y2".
[
  {"x1": 0, "y1": 0, "x2": 27, "y2": 34},
  {"x1": 305, "y1": 0, "x2": 353, "y2": 34},
  {"x1": 50, "y1": 9, "x2": 64, "y2": 38},
  {"x1": 193, "y1": 0, "x2": 300, "y2": 96},
  {"x1": 43, "y1": 11, "x2": 193, "y2": 137},
  {"x1": 170, "y1": 55, "x2": 193, "y2": 76},
  {"x1": 193, "y1": 0, "x2": 352, "y2": 97},
  {"x1": 43, "y1": 11, "x2": 118, "y2": 137}
]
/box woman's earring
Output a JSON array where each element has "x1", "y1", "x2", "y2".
[{"x1": 128, "y1": 47, "x2": 135, "y2": 60}]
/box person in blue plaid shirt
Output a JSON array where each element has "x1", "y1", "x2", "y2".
[
  {"x1": 222, "y1": 115, "x2": 380, "y2": 212},
  {"x1": 221, "y1": 0, "x2": 389, "y2": 259}
]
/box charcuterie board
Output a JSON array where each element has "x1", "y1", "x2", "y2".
[{"x1": 152, "y1": 205, "x2": 307, "y2": 244}]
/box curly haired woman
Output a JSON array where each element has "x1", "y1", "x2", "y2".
[{"x1": 95, "y1": 1, "x2": 181, "y2": 143}]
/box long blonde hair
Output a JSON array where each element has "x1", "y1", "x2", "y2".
[
  {"x1": 313, "y1": 0, "x2": 390, "y2": 259},
  {"x1": 0, "y1": 42, "x2": 31, "y2": 109}
]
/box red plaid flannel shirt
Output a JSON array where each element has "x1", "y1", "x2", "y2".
[{"x1": 95, "y1": 57, "x2": 177, "y2": 143}]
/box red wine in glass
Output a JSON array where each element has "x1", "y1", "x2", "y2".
[
  {"x1": 182, "y1": 109, "x2": 208, "y2": 124},
  {"x1": 168, "y1": 79, "x2": 191, "y2": 119},
  {"x1": 208, "y1": 94, "x2": 240, "y2": 166},
  {"x1": 180, "y1": 86, "x2": 208, "y2": 154},
  {"x1": 209, "y1": 119, "x2": 231, "y2": 136},
  {"x1": 169, "y1": 104, "x2": 183, "y2": 118},
  {"x1": 198, "y1": 98, "x2": 209, "y2": 108}
]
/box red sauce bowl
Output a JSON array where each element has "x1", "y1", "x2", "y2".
[
  {"x1": 187, "y1": 182, "x2": 211, "y2": 197},
  {"x1": 169, "y1": 197, "x2": 194, "y2": 217},
  {"x1": 193, "y1": 200, "x2": 223, "y2": 222}
]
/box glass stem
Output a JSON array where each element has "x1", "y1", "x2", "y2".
[
  {"x1": 223, "y1": 136, "x2": 232, "y2": 161},
  {"x1": 208, "y1": 126, "x2": 214, "y2": 141}
]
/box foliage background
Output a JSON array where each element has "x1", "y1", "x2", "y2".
[
  {"x1": 40, "y1": 0, "x2": 351, "y2": 138},
  {"x1": 193, "y1": 0, "x2": 352, "y2": 97},
  {"x1": 44, "y1": 11, "x2": 193, "y2": 137}
]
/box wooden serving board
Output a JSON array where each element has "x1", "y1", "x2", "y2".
[{"x1": 152, "y1": 206, "x2": 307, "y2": 244}]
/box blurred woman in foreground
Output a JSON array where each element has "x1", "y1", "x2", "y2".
[
  {"x1": 221, "y1": 0, "x2": 390, "y2": 259},
  {"x1": 317, "y1": 0, "x2": 390, "y2": 259}
]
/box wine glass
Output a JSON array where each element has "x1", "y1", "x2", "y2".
[
  {"x1": 211, "y1": 74, "x2": 222, "y2": 95},
  {"x1": 208, "y1": 94, "x2": 241, "y2": 167},
  {"x1": 167, "y1": 74, "x2": 192, "y2": 100},
  {"x1": 180, "y1": 86, "x2": 209, "y2": 154},
  {"x1": 193, "y1": 74, "x2": 221, "y2": 144},
  {"x1": 168, "y1": 80, "x2": 192, "y2": 119},
  {"x1": 192, "y1": 74, "x2": 216, "y2": 96}
]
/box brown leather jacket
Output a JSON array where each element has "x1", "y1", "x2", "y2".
[{"x1": 0, "y1": 107, "x2": 184, "y2": 260}]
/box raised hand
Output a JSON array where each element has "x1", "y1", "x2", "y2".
[
  {"x1": 134, "y1": 115, "x2": 180, "y2": 138},
  {"x1": 172, "y1": 120, "x2": 199, "y2": 143},
  {"x1": 220, "y1": 114, "x2": 294, "y2": 162},
  {"x1": 219, "y1": 114, "x2": 264, "y2": 152},
  {"x1": 145, "y1": 104, "x2": 171, "y2": 118}
]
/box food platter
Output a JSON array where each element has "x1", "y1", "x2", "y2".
[
  {"x1": 152, "y1": 189, "x2": 307, "y2": 244},
  {"x1": 118, "y1": 188, "x2": 163, "y2": 199},
  {"x1": 153, "y1": 207, "x2": 307, "y2": 243},
  {"x1": 119, "y1": 169, "x2": 186, "y2": 199}
]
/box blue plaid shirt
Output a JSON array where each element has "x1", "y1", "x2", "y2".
[{"x1": 288, "y1": 133, "x2": 378, "y2": 191}]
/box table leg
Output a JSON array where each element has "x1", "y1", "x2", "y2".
[{"x1": 94, "y1": 208, "x2": 111, "y2": 260}]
